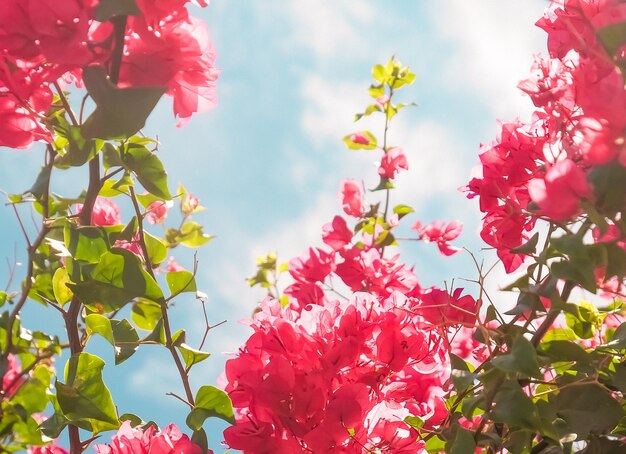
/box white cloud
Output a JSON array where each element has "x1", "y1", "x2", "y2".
[
  {"x1": 300, "y1": 75, "x2": 369, "y2": 148},
  {"x1": 428, "y1": 0, "x2": 546, "y2": 119},
  {"x1": 283, "y1": 0, "x2": 376, "y2": 59}
]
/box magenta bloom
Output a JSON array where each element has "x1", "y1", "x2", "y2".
[
  {"x1": 338, "y1": 179, "x2": 363, "y2": 217},
  {"x1": 528, "y1": 159, "x2": 592, "y2": 221},
  {"x1": 29, "y1": 446, "x2": 68, "y2": 454},
  {"x1": 412, "y1": 220, "x2": 463, "y2": 256},
  {"x1": 350, "y1": 131, "x2": 371, "y2": 146},
  {"x1": 146, "y1": 200, "x2": 172, "y2": 225},
  {"x1": 378, "y1": 147, "x2": 408, "y2": 179},
  {"x1": 76, "y1": 197, "x2": 121, "y2": 226},
  {"x1": 94, "y1": 421, "x2": 204, "y2": 454}
]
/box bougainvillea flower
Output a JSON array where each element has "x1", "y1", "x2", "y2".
[
  {"x1": 338, "y1": 179, "x2": 363, "y2": 217},
  {"x1": 378, "y1": 147, "x2": 409, "y2": 179},
  {"x1": 412, "y1": 220, "x2": 463, "y2": 256},
  {"x1": 76, "y1": 197, "x2": 121, "y2": 226},
  {"x1": 528, "y1": 158, "x2": 592, "y2": 221},
  {"x1": 94, "y1": 421, "x2": 204, "y2": 454}
]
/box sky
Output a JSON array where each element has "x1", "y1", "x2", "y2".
[{"x1": 0, "y1": 0, "x2": 549, "y2": 450}]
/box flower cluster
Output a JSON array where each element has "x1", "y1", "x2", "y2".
[
  {"x1": 465, "y1": 0, "x2": 626, "y2": 273},
  {"x1": 0, "y1": 0, "x2": 217, "y2": 148},
  {"x1": 94, "y1": 421, "x2": 204, "y2": 454},
  {"x1": 225, "y1": 58, "x2": 480, "y2": 452}
]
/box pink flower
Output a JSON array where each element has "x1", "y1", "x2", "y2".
[
  {"x1": 167, "y1": 256, "x2": 185, "y2": 272},
  {"x1": 321, "y1": 216, "x2": 353, "y2": 251},
  {"x1": 76, "y1": 197, "x2": 121, "y2": 226},
  {"x1": 181, "y1": 193, "x2": 200, "y2": 215},
  {"x1": 146, "y1": 200, "x2": 172, "y2": 224},
  {"x1": 415, "y1": 287, "x2": 481, "y2": 327},
  {"x1": 28, "y1": 445, "x2": 68, "y2": 454},
  {"x1": 119, "y1": 16, "x2": 218, "y2": 125},
  {"x1": 0, "y1": 96, "x2": 49, "y2": 149},
  {"x1": 378, "y1": 147, "x2": 408, "y2": 179},
  {"x1": 2, "y1": 354, "x2": 23, "y2": 397},
  {"x1": 94, "y1": 421, "x2": 204, "y2": 454},
  {"x1": 350, "y1": 131, "x2": 371, "y2": 146},
  {"x1": 338, "y1": 179, "x2": 363, "y2": 217},
  {"x1": 412, "y1": 220, "x2": 463, "y2": 256},
  {"x1": 115, "y1": 234, "x2": 144, "y2": 258},
  {"x1": 528, "y1": 159, "x2": 592, "y2": 221}
]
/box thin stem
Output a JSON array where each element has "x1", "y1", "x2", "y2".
[
  {"x1": 109, "y1": 16, "x2": 128, "y2": 86},
  {"x1": 2, "y1": 145, "x2": 55, "y2": 361},
  {"x1": 128, "y1": 186, "x2": 196, "y2": 406},
  {"x1": 53, "y1": 82, "x2": 79, "y2": 127}
]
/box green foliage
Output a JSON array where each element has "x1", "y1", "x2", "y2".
[
  {"x1": 69, "y1": 248, "x2": 164, "y2": 313},
  {"x1": 186, "y1": 385, "x2": 235, "y2": 430},
  {"x1": 166, "y1": 222, "x2": 213, "y2": 248},
  {"x1": 167, "y1": 270, "x2": 198, "y2": 296},
  {"x1": 85, "y1": 315, "x2": 140, "y2": 364},
  {"x1": 82, "y1": 67, "x2": 166, "y2": 140},
  {"x1": 56, "y1": 353, "x2": 119, "y2": 434}
]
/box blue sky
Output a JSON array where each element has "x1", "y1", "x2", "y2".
[{"x1": 0, "y1": 0, "x2": 548, "y2": 450}]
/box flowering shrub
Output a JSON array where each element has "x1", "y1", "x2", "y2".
[
  {"x1": 1, "y1": 0, "x2": 626, "y2": 453},
  {"x1": 225, "y1": 0, "x2": 626, "y2": 452},
  {"x1": 0, "y1": 0, "x2": 226, "y2": 452}
]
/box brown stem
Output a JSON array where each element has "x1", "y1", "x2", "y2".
[
  {"x1": 66, "y1": 156, "x2": 102, "y2": 454},
  {"x1": 109, "y1": 16, "x2": 127, "y2": 86},
  {"x1": 531, "y1": 280, "x2": 575, "y2": 347}
]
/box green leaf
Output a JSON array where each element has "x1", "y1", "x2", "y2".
[
  {"x1": 0, "y1": 291, "x2": 6, "y2": 307},
  {"x1": 404, "y1": 415, "x2": 424, "y2": 429},
  {"x1": 95, "y1": 0, "x2": 140, "y2": 21},
  {"x1": 450, "y1": 353, "x2": 476, "y2": 391},
  {"x1": 131, "y1": 299, "x2": 162, "y2": 331},
  {"x1": 85, "y1": 314, "x2": 140, "y2": 365},
  {"x1": 186, "y1": 385, "x2": 235, "y2": 430},
  {"x1": 64, "y1": 225, "x2": 110, "y2": 264},
  {"x1": 123, "y1": 143, "x2": 172, "y2": 200},
  {"x1": 11, "y1": 365, "x2": 52, "y2": 414},
  {"x1": 27, "y1": 165, "x2": 52, "y2": 200},
  {"x1": 564, "y1": 301, "x2": 600, "y2": 339},
  {"x1": 552, "y1": 383, "x2": 624, "y2": 439},
  {"x1": 368, "y1": 84, "x2": 385, "y2": 98},
  {"x1": 424, "y1": 435, "x2": 446, "y2": 453},
  {"x1": 177, "y1": 343, "x2": 210, "y2": 369},
  {"x1": 142, "y1": 318, "x2": 166, "y2": 345},
  {"x1": 166, "y1": 222, "x2": 213, "y2": 248},
  {"x1": 447, "y1": 427, "x2": 476, "y2": 454},
  {"x1": 82, "y1": 66, "x2": 166, "y2": 140},
  {"x1": 52, "y1": 267, "x2": 73, "y2": 307},
  {"x1": 54, "y1": 126, "x2": 102, "y2": 168},
  {"x1": 511, "y1": 232, "x2": 539, "y2": 255},
  {"x1": 492, "y1": 336, "x2": 542, "y2": 378},
  {"x1": 393, "y1": 204, "x2": 414, "y2": 219},
  {"x1": 119, "y1": 413, "x2": 142, "y2": 427},
  {"x1": 56, "y1": 353, "x2": 119, "y2": 434},
  {"x1": 102, "y1": 143, "x2": 124, "y2": 170},
  {"x1": 70, "y1": 248, "x2": 163, "y2": 312},
  {"x1": 372, "y1": 64, "x2": 389, "y2": 84},
  {"x1": 99, "y1": 173, "x2": 133, "y2": 197},
  {"x1": 491, "y1": 383, "x2": 540, "y2": 429},
  {"x1": 143, "y1": 231, "x2": 167, "y2": 265},
  {"x1": 597, "y1": 21, "x2": 626, "y2": 57},
  {"x1": 603, "y1": 322, "x2": 626, "y2": 349},
  {"x1": 166, "y1": 270, "x2": 197, "y2": 296},
  {"x1": 354, "y1": 103, "x2": 383, "y2": 121},
  {"x1": 552, "y1": 260, "x2": 597, "y2": 293}
]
